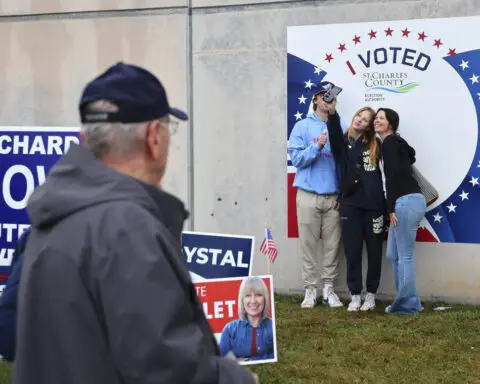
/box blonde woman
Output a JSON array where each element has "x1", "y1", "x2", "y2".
[
  {"x1": 327, "y1": 102, "x2": 386, "y2": 312},
  {"x1": 219, "y1": 277, "x2": 274, "y2": 361}
]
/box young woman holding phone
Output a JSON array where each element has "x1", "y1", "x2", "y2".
[{"x1": 327, "y1": 101, "x2": 386, "y2": 312}]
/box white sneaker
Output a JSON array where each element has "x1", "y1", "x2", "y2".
[
  {"x1": 301, "y1": 287, "x2": 317, "y2": 308},
  {"x1": 322, "y1": 285, "x2": 344, "y2": 308},
  {"x1": 348, "y1": 295, "x2": 361, "y2": 312},
  {"x1": 360, "y1": 292, "x2": 376, "y2": 311}
]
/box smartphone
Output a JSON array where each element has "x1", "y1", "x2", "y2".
[{"x1": 323, "y1": 86, "x2": 343, "y2": 103}]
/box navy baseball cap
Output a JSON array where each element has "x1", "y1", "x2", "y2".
[
  {"x1": 313, "y1": 81, "x2": 335, "y2": 96},
  {"x1": 79, "y1": 62, "x2": 188, "y2": 123}
]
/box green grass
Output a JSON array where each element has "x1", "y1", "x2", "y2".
[
  {"x1": 0, "y1": 363, "x2": 11, "y2": 383},
  {"x1": 251, "y1": 295, "x2": 480, "y2": 384},
  {"x1": 1, "y1": 295, "x2": 479, "y2": 383}
]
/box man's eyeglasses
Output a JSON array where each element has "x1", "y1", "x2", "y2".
[{"x1": 159, "y1": 118, "x2": 180, "y2": 135}]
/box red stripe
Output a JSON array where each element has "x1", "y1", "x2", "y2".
[
  {"x1": 259, "y1": 239, "x2": 266, "y2": 249},
  {"x1": 266, "y1": 248, "x2": 278, "y2": 263},
  {"x1": 346, "y1": 60, "x2": 356, "y2": 75},
  {"x1": 287, "y1": 175, "x2": 299, "y2": 238}
]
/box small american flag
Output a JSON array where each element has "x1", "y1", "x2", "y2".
[{"x1": 259, "y1": 227, "x2": 278, "y2": 263}]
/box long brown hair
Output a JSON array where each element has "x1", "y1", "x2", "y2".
[{"x1": 345, "y1": 106, "x2": 379, "y2": 167}]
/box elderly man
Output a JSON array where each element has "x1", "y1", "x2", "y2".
[{"x1": 13, "y1": 62, "x2": 258, "y2": 384}]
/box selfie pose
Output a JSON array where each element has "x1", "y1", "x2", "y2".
[
  {"x1": 288, "y1": 81, "x2": 347, "y2": 309},
  {"x1": 327, "y1": 103, "x2": 386, "y2": 312},
  {"x1": 374, "y1": 108, "x2": 425, "y2": 315}
]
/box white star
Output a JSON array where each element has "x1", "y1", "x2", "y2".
[
  {"x1": 433, "y1": 212, "x2": 443, "y2": 223},
  {"x1": 294, "y1": 111, "x2": 303, "y2": 120},
  {"x1": 314, "y1": 67, "x2": 322, "y2": 75},
  {"x1": 459, "y1": 60, "x2": 469, "y2": 70},
  {"x1": 447, "y1": 203, "x2": 457, "y2": 213},
  {"x1": 469, "y1": 176, "x2": 479, "y2": 187},
  {"x1": 459, "y1": 190, "x2": 469, "y2": 200},
  {"x1": 478, "y1": 160, "x2": 480, "y2": 168},
  {"x1": 298, "y1": 94, "x2": 307, "y2": 104},
  {"x1": 304, "y1": 79, "x2": 313, "y2": 89},
  {"x1": 470, "y1": 74, "x2": 479, "y2": 84},
  {"x1": 477, "y1": 93, "x2": 480, "y2": 100}
]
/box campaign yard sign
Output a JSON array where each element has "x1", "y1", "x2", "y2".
[
  {"x1": 0, "y1": 127, "x2": 80, "y2": 293},
  {"x1": 193, "y1": 276, "x2": 277, "y2": 366},
  {"x1": 287, "y1": 16, "x2": 480, "y2": 244},
  {"x1": 182, "y1": 231, "x2": 254, "y2": 281}
]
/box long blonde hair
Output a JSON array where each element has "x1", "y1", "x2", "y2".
[{"x1": 345, "y1": 106, "x2": 379, "y2": 167}]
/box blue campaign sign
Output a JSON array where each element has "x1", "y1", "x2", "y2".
[
  {"x1": 181, "y1": 231, "x2": 255, "y2": 280},
  {"x1": 0, "y1": 127, "x2": 80, "y2": 292}
]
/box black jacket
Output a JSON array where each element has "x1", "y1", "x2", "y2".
[
  {"x1": 381, "y1": 134, "x2": 421, "y2": 214},
  {"x1": 13, "y1": 144, "x2": 254, "y2": 384},
  {"x1": 327, "y1": 112, "x2": 386, "y2": 213}
]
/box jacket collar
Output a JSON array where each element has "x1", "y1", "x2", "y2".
[{"x1": 138, "y1": 181, "x2": 189, "y2": 239}]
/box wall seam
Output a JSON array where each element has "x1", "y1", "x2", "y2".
[
  {"x1": 192, "y1": 0, "x2": 316, "y2": 10},
  {"x1": 0, "y1": 6, "x2": 185, "y2": 22},
  {"x1": 186, "y1": 0, "x2": 195, "y2": 230},
  {"x1": 191, "y1": 0, "x2": 410, "y2": 12}
]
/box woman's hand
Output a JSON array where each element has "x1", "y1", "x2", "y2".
[
  {"x1": 327, "y1": 97, "x2": 337, "y2": 115},
  {"x1": 389, "y1": 212, "x2": 398, "y2": 227}
]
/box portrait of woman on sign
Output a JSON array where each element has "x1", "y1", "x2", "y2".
[{"x1": 218, "y1": 276, "x2": 275, "y2": 362}]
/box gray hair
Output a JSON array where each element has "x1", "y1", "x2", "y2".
[
  {"x1": 237, "y1": 276, "x2": 270, "y2": 321},
  {"x1": 81, "y1": 100, "x2": 150, "y2": 158}
]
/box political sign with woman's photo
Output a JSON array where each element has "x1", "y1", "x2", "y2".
[{"x1": 193, "y1": 275, "x2": 278, "y2": 366}]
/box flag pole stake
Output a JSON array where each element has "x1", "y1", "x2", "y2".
[{"x1": 265, "y1": 222, "x2": 271, "y2": 276}]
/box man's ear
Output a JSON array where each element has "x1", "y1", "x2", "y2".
[{"x1": 145, "y1": 120, "x2": 162, "y2": 158}]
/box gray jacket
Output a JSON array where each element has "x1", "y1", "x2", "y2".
[{"x1": 13, "y1": 144, "x2": 254, "y2": 384}]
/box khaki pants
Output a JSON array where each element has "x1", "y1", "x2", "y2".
[{"x1": 296, "y1": 188, "x2": 342, "y2": 289}]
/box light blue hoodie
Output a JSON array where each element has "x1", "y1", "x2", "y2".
[{"x1": 288, "y1": 112, "x2": 348, "y2": 195}]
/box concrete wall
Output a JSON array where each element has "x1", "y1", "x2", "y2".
[
  {"x1": 1, "y1": 0, "x2": 479, "y2": 304},
  {"x1": 0, "y1": 1, "x2": 187, "y2": 15},
  {"x1": 191, "y1": 0, "x2": 480, "y2": 305},
  {"x1": 0, "y1": 4, "x2": 190, "y2": 205}
]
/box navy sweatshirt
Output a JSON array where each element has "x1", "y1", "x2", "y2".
[
  {"x1": 0, "y1": 228, "x2": 31, "y2": 361},
  {"x1": 381, "y1": 134, "x2": 421, "y2": 214},
  {"x1": 327, "y1": 112, "x2": 386, "y2": 213}
]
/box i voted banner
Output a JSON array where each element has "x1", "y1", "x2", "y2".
[
  {"x1": 287, "y1": 16, "x2": 480, "y2": 244},
  {"x1": 0, "y1": 127, "x2": 80, "y2": 293},
  {"x1": 182, "y1": 231, "x2": 254, "y2": 281},
  {"x1": 193, "y1": 276, "x2": 277, "y2": 366}
]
